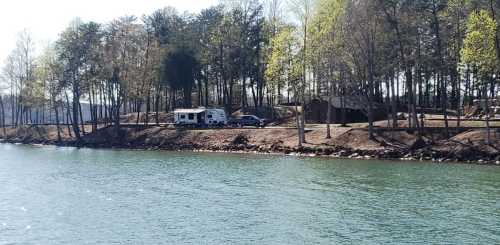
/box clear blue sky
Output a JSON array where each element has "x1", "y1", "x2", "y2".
[{"x1": 0, "y1": 0, "x2": 218, "y2": 67}]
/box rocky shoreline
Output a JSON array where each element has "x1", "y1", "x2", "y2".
[{"x1": 1, "y1": 125, "x2": 499, "y2": 166}]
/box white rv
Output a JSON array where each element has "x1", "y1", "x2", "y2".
[{"x1": 174, "y1": 107, "x2": 227, "y2": 127}]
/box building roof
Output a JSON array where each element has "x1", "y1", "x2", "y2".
[
  {"x1": 174, "y1": 108, "x2": 207, "y2": 114},
  {"x1": 316, "y1": 96, "x2": 383, "y2": 110}
]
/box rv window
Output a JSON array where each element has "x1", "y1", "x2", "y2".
[
  {"x1": 180, "y1": 115, "x2": 186, "y2": 119},
  {"x1": 188, "y1": 114, "x2": 194, "y2": 120}
]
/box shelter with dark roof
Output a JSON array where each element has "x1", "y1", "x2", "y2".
[{"x1": 306, "y1": 96, "x2": 387, "y2": 124}]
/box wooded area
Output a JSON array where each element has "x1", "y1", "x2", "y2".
[{"x1": 1, "y1": 0, "x2": 500, "y2": 145}]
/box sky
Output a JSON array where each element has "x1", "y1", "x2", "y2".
[{"x1": 0, "y1": 0, "x2": 218, "y2": 68}]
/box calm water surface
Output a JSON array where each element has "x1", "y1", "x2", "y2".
[{"x1": 0, "y1": 143, "x2": 499, "y2": 244}]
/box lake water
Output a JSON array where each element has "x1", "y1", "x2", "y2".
[{"x1": 0, "y1": 144, "x2": 499, "y2": 244}]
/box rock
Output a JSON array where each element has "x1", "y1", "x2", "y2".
[
  {"x1": 409, "y1": 137, "x2": 427, "y2": 150},
  {"x1": 232, "y1": 134, "x2": 248, "y2": 145}
]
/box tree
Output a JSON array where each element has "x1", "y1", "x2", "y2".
[
  {"x1": 103, "y1": 16, "x2": 144, "y2": 132},
  {"x1": 461, "y1": 10, "x2": 498, "y2": 144},
  {"x1": 56, "y1": 19, "x2": 102, "y2": 141},
  {"x1": 308, "y1": 0, "x2": 346, "y2": 138},
  {"x1": 3, "y1": 0, "x2": 500, "y2": 148},
  {"x1": 197, "y1": 6, "x2": 225, "y2": 107},
  {"x1": 2, "y1": 30, "x2": 37, "y2": 126},
  {"x1": 265, "y1": 26, "x2": 297, "y2": 104},
  {"x1": 0, "y1": 94, "x2": 5, "y2": 135},
  {"x1": 288, "y1": 0, "x2": 315, "y2": 146},
  {"x1": 37, "y1": 44, "x2": 64, "y2": 142},
  {"x1": 161, "y1": 49, "x2": 199, "y2": 107},
  {"x1": 347, "y1": 0, "x2": 380, "y2": 139},
  {"x1": 379, "y1": 0, "x2": 421, "y2": 132}
]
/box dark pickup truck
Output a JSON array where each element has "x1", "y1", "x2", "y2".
[{"x1": 228, "y1": 115, "x2": 267, "y2": 128}]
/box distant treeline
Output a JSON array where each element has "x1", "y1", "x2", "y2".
[{"x1": 0, "y1": 0, "x2": 499, "y2": 144}]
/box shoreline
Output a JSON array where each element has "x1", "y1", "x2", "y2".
[
  {"x1": 1, "y1": 125, "x2": 499, "y2": 166},
  {"x1": 1, "y1": 140, "x2": 498, "y2": 166}
]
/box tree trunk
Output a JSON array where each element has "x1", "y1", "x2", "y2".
[
  {"x1": 78, "y1": 100, "x2": 86, "y2": 135},
  {"x1": 367, "y1": 38, "x2": 376, "y2": 140},
  {"x1": 89, "y1": 86, "x2": 95, "y2": 133},
  {"x1": 145, "y1": 90, "x2": 151, "y2": 126},
  {"x1": 299, "y1": 18, "x2": 308, "y2": 145},
  {"x1": 69, "y1": 90, "x2": 81, "y2": 141},
  {"x1": 485, "y1": 85, "x2": 492, "y2": 145},
  {"x1": 391, "y1": 71, "x2": 398, "y2": 128},
  {"x1": 326, "y1": 82, "x2": 332, "y2": 139},
  {"x1": 155, "y1": 83, "x2": 160, "y2": 125},
  {"x1": 54, "y1": 102, "x2": 62, "y2": 143},
  {"x1": 114, "y1": 87, "x2": 121, "y2": 135},
  {"x1": 442, "y1": 73, "x2": 450, "y2": 137},
  {"x1": 136, "y1": 101, "x2": 142, "y2": 125},
  {"x1": 0, "y1": 95, "x2": 6, "y2": 136},
  {"x1": 341, "y1": 94, "x2": 347, "y2": 127},
  {"x1": 64, "y1": 92, "x2": 73, "y2": 138},
  {"x1": 205, "y1": 67, "x2": 209, "y2": 107},
  {"x1": 72, "y1": 100, "x2": 81, "y2": 141},
  {"x1": 299, "y1": 95, "x2": 306, "y2": 144},
  {"x1": 295, "y1": 102, "x2": 302, "y2": 147}
]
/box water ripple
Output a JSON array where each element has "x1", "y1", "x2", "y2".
[{"x1": 0, "y1": 144, "x2": 499, "y2": 244}]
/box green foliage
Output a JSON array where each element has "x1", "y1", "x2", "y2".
[
  {"x1": 309, "y1": 0, "x2": 345, "y2": 45},
  {"x1": 265, "y1": 26, "x2": 300, "y2": 91},
  {"x1": 4, "y1": 0, "x2": 500, "y2": 131},
  {"x1": 461, "y1": 10, "x2": 498, "y2": 77},
  {"x1": 56, "y1": 20, "x2": 103, "y2": 91}
]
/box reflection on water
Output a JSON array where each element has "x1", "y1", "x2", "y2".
[{"x1": 0, "y1": 144, "x2": 499, "y2": 244}]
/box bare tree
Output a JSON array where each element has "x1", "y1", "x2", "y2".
[{"x1": 288, "y1": 0, "x2": 314, "y2": 146}]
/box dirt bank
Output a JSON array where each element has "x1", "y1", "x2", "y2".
[{"x1": 0, "y1": 125, "x2": 499, "y2": 165}]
